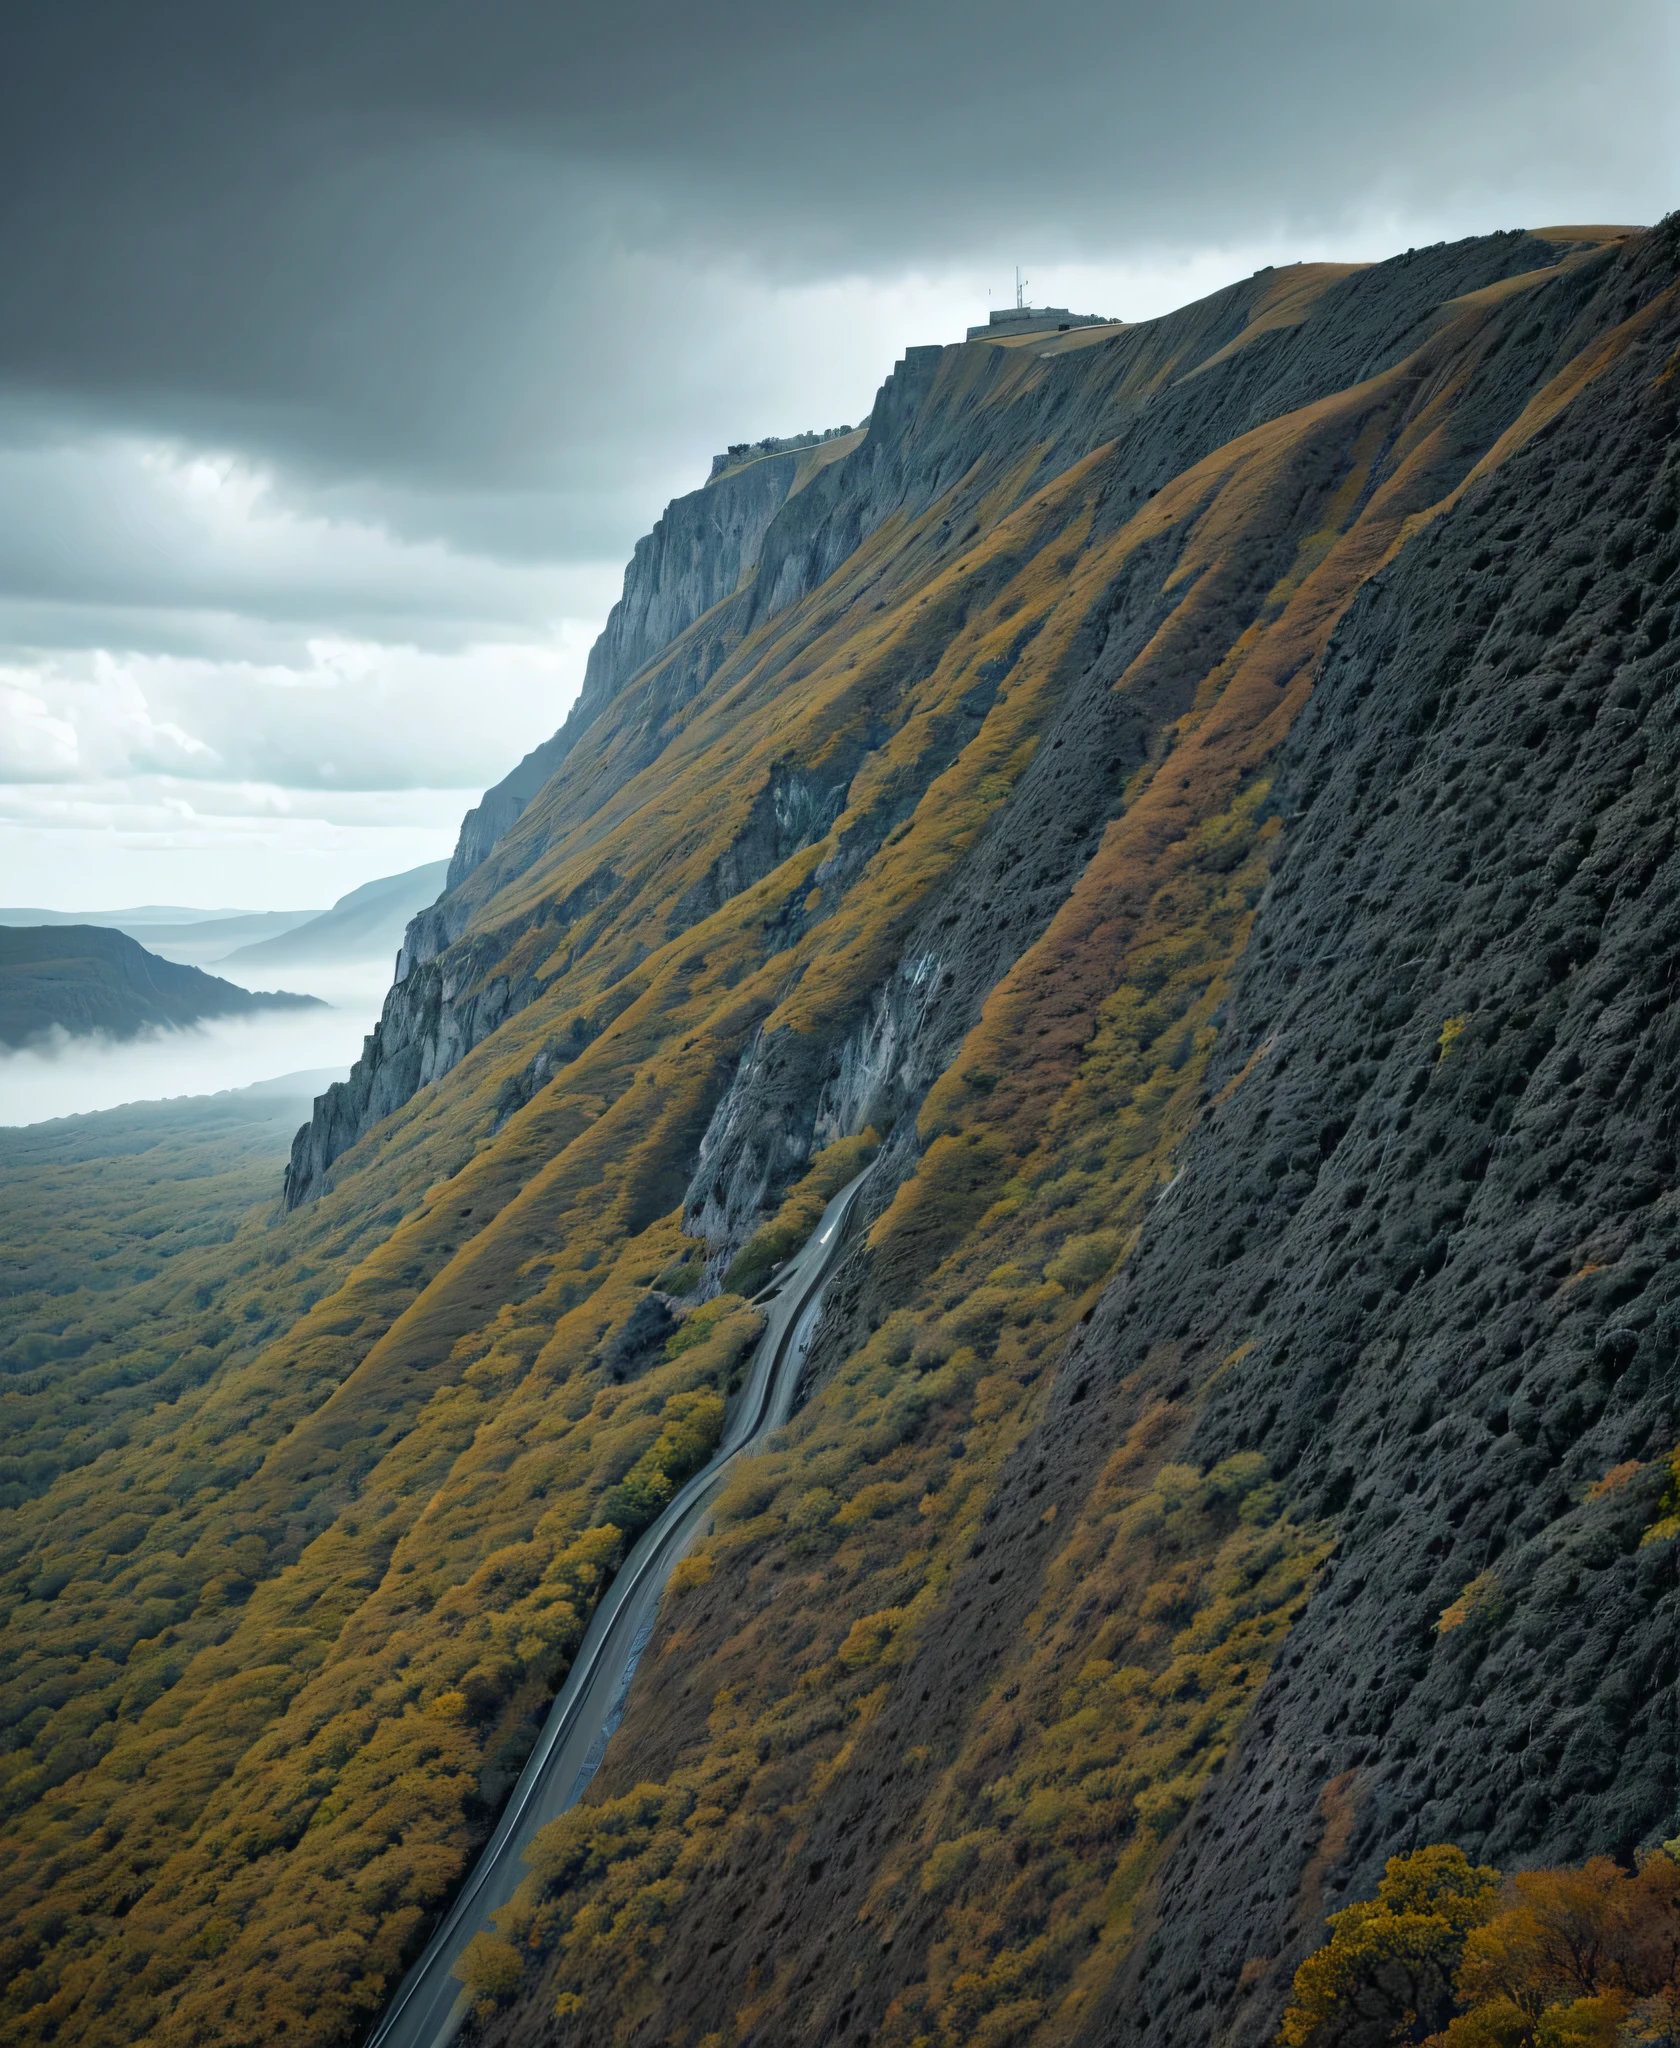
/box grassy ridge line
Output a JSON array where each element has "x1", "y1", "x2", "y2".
[
  {"x1": 457, "y1": 255, "x2": 1656, "y2": 2047},
  {"x1": 0, "y1": 242, "x2": 1621, "y2": 2044}
]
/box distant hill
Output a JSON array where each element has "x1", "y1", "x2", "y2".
[
  {"x1": 0, "y1": 905, "x2": 327, "y2": 968},
  {"x1": 218, "y1": 859, "x2": 448, "y2": 968},
  {"x1": 102, "y1": 909, "x2": 324, "y2": 965},
  {"x1": 0, "y1": 926, "x2": 324, "y2": 1047},
  {"x1": 4, "y1": 1068, "x2": 340, "y2": 1156},
  {"x1": 0, "y1": 904, "x2": 249, "y2": 927}
]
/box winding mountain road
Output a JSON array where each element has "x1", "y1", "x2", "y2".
[{"x1": 366, "y1": 1171, "x2": 872, "y2": 2048}]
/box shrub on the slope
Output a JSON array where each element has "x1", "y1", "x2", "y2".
[{"x1": 1282, "y1": 1845, "x2": 1680, "y2": 2047}]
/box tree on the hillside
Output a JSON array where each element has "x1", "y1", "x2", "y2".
[
  {"x1": 1283, "y1": 1845, "x2": 1680, "y2": 2048},
  {"x1": 1440, "y1": 1850, "x2": 1680, "y2": 2046},
  {"x1": 1280, "y1": 1846, "x2": 1502, "y2": 2045}
]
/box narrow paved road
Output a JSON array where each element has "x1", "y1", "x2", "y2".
[{"x1": 366, "y1": 1171, "x2": 872, "y2": 2048}]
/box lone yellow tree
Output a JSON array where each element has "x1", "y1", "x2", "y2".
[
  {"x1": 1283, "y1": 1845, "x2": 1680, "y2": 2048},
  {"x1": 1281, "y1": 1846, "x2": 1501, "y2": 2045}
]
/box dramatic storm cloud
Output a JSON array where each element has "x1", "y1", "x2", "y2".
[{"x1": 1, "y1": 0, "x2": 1673, "y2": 905}]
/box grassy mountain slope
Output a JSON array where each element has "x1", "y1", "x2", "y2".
[{"x1": 0, "y1": 222, "x2": 1674, "y2": 2048}]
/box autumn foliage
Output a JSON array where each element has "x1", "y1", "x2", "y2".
[
  {"x1": 1282, "y1": 1845, "x2": 1680, "y2": 2048},
  {"x1": 0, "y1": 229, "x2": 1657, "y2": 2048}
]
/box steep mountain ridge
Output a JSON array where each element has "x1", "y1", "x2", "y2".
[
  {"x1": 284, "y1": 227, "x2": 1601, "y2": 1209},
  {"x1": 441, "y1": 435, "x2": 846, "y2": 894},
  {"x1": 0, "y1": 221, "x2": 1674, "y2": 2048}
]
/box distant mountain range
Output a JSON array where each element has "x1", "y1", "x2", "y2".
[
  {"x1": 0, "y1": 904, "x2": 327, "y2": 969},
  {"x1": 218, "y1": 860, "x2": 447, "y2": 969},
  {"x1": 0, "y1": 859, "x2": 449, "y2": 974},
  {"x1": 0, "y1": 926, "x2": 323, "y2": 1048},
  {"x1": 0, "y1": 904, "x2": 311, "y2": 928}
]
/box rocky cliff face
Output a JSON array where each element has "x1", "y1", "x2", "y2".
[
  {"x1": 289, "y1": 229, "x2": 1589, "y2": 1209},
  {"x1": 1086, "y1": 233, "x2": 1680, "y2": 2043},
  {"x1": 442, "y1": 445, "x2": 811, "y2": 894},
  {"x1": 17, "y1": 220, "x2": 1680, "y2": 2048},
  {"x1": 286, "y1": 444, "x2": 815, "y2": 1205}
]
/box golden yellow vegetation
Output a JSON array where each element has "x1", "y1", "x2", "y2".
[
  {"x1": 723, "y1": 1131, "x2": 880, "y2": 1297},
  {"x1": 1282, "y1": 1843, "x2": 1680, "y2": 2047},
  {"x1": 0, "y1": 240, "x2": 1644, "y2": 2046}
]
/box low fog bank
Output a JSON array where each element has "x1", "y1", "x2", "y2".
[
  {"x1": 0, "y1": 953, "x2": 397, "y2": 1126},
  {"x1": 213, "y1": 956, "x2": 396, "y2": 1014},
  {"x1": 9, "y1": 1068, "x2": 346, "y2": 1159}
]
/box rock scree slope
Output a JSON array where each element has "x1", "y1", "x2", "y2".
[{"x1": 1, "y1": 220, "x2": 1678, "y2": 2048}]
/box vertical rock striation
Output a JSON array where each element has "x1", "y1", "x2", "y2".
[
  {"x1": 16, "y1": 223, "x2": 1680, "y2": 2048},
  {"x1": 443, "y1": 445, "x2": 813, "y2": 893}
]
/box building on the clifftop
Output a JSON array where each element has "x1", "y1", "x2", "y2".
[{"x1": 965, "y1": 305, "x2": 1115, "y2": 340}]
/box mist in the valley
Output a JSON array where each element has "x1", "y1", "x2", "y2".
[{"x1": 0, "y1": 953, "x2": 392, "y2": 1126}]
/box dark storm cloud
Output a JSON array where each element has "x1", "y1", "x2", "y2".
[
  {"x1": 1, "y1": 0, "x2": 1669, "y2": 512},
  {"x1": 1, "y1": 0, "x2": 1673, "y2": 913}
]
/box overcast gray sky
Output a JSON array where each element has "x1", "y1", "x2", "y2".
[{"x1": 1, "y1": 0, "x2": 1673, "y2": 909}]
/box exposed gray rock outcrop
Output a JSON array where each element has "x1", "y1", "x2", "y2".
[
  {"x1": 285, "y1": 454, "x2": 816, "y2": 1205},
  {"x1": 674, "y1": 506, "x2": 1290, "y2": 1280},
  {"x1": 288, "y1": 229, "x2": 1598, "y2": 1211},
  {"x1": 281, "y1": 951, "x2": 523, "y2": 1207},
  {"x1": 445, "y1": 446, "x2": 810, "y2": 892},
  {"x1": 283, "y1": 866, "x2": 619, "y2": 1206}
]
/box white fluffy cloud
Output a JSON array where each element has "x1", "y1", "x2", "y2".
[
  {"x1": 0, "y1": 430, "x2": 620, "y2": 905},
  {"x1": 1, "y1": 634, "x2": 598, "y2": 790},
  {"x1": 0, "y1": 774, "x2": 479, "y2": 910}
]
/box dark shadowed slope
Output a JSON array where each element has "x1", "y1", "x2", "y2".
[{"x1": 1, "y1": 224, "x2": 1676, "y2": 2048}]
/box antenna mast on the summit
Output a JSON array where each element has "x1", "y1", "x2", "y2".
[{"x1": 1015, "y1": 266, "x2": 1027, "y2": 310}]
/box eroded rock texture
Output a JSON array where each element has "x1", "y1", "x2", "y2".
[
  {"x1": 1075, "y1": 239, "x2": 1680, "y2": 2044},
  {"x1": 475, "y1": 231, "x2": 1680, "y2": 2048}
]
